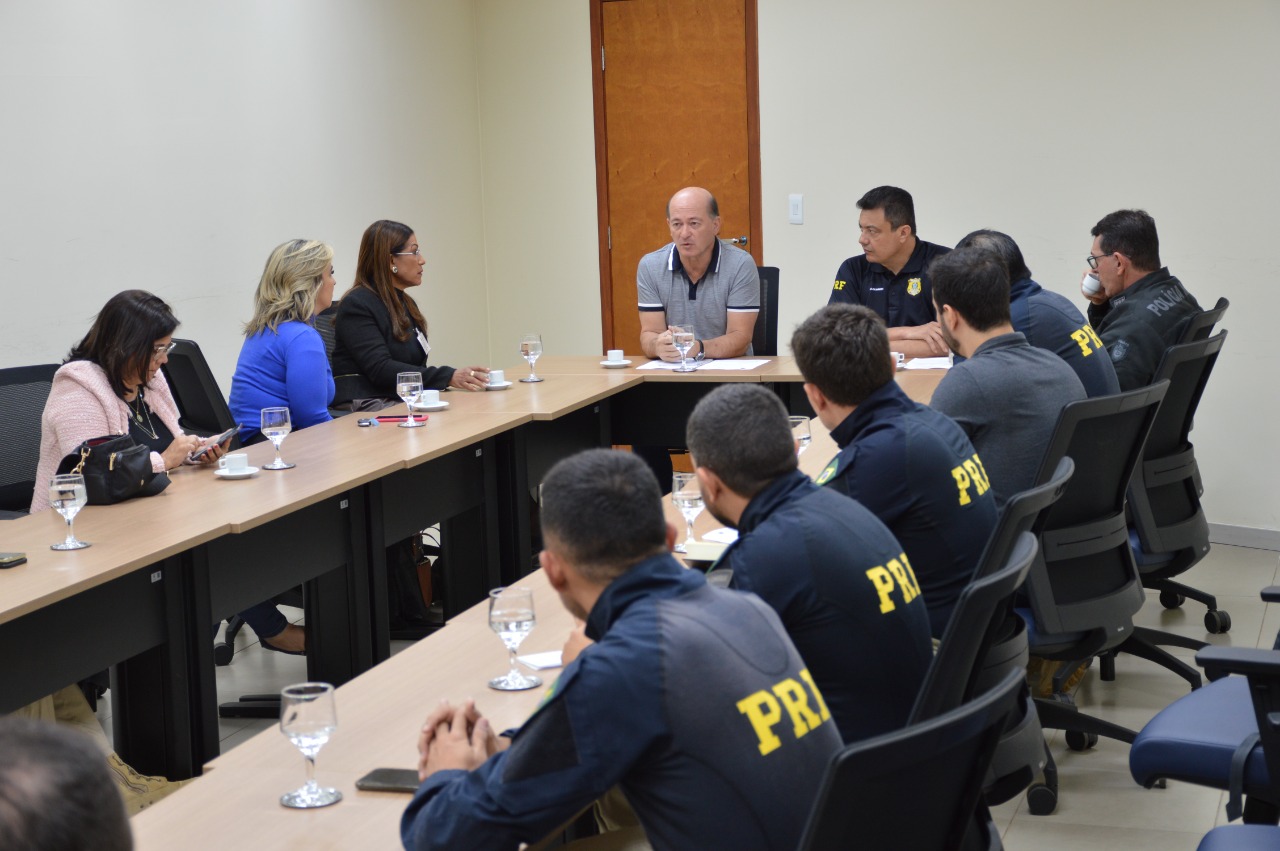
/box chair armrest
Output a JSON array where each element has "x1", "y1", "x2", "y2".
[
  {"x1": 1260, "y1": 586, "x2": 1280, "y2": 604},
  {"x1": 1196, "y1": 646, "x2": 1280, "y2": 680}
]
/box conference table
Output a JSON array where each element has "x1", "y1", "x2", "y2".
[{"x1": 0, "y1": 355, "x2": 945, "y2": 782}]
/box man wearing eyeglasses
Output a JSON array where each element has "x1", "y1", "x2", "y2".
[{"x1": 1081, "y1": 209, "x2": 1200, "y2": 390}]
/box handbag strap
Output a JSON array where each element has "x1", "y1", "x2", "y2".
[{"x1": 70, "y1": 446, "x2": 90, "y2": 476}]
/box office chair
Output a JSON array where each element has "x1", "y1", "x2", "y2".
[
  {"x1": 1128, "y1": 331, "x2": 1229, "y2": 634},
  {"x1": 1178, "y1": 296, "x2": 1229, "y2": 345},
  {"x1": 1017, "y1": 382, "x2": 1173, "y2": 797},
  {"x1": 160, "y1": 338, "x2": 240, "y2": 443},
  {"x1": 799, "y1": 667, "x2": 1025, "y2": 851},
  {"x1": 1131, "y1": 585, "x2": 1280, "y2": 829},
  {"x1": 0, "y1": 364, "x2": 59, "y2": 519},
  {"x1": 753, "y1": 266, "x2": 779, "y2": 356}
]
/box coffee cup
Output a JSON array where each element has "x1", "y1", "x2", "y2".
[
  {"x1": 890, "y1": 351, "x2": 905, "y2": 369},
  {"x1": 1082, "y1": 273, "x2": 1102, "y2": 297},
  {"x1": 218, "y1": 453, "x2": 249, "y2": 473},
  {"x1": 606, "y1": 349, "x2": 624, "y2": 363},
  {"x1": 419, "y1": 389, "x2": 441, "y2": 406},
  {"x1": 488, "y1": 369, "x2": 505, "y2": 385}
]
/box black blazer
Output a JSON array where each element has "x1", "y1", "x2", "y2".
[{"x1": 330, "y1": 287, "x2": 454, "y2": 404}]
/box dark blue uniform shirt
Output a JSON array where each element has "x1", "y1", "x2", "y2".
[
  {"x1": 828, "y1": 239, "x2": 950, "y2": 327},
  {"x1": 816, "y1": 381, "x2": 997, "y2": 637},
  {"x1": 720, "y1": 470, "x2": 933, "y2": 743},
  {"x1": 1009, "y1": 276, "x2": 1120, "y2": 398}
]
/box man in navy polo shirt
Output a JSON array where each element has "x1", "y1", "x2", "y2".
[
  {"x1": 637, "y1": 186, "x2": 759, "y2": 362},
  {"x1": 828, "y1": 185, "x2": 951, "y2": 359},
  {"x1": 956, "y1": 229, "x2": 1120, "y2": 398},
  {"x1": 792, "y1": 304, "x2": 997, "y2": 638}
]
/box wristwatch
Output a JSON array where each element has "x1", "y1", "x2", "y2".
[{"x1": 695, "y1": 340, "x2": 705, "y2": 361}]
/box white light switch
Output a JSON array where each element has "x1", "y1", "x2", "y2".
[{"x1": 788, "y1": 194, "x2": 804, "y2": 225}]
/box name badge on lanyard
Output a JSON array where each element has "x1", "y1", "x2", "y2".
[{"x1": 416, "y1": 329, "x2": 431, "y2": 358}]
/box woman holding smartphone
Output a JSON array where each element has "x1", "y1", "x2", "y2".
[{"x1": 229, "y1": 239, "x2": 337, "y2": 443}]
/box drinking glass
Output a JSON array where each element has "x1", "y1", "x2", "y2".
[
  {"x1": 279, "y1": 682, "x2": 342, "y2": 809},
  {"x1": 789, "y1": 415, "x2": 812, "y2": 455},
  {"x1": 671, "y1": 324, "x2": 696, "y2": 373},
  {"x1": 671, "y1": 471, "x2": 704, "y2": 553},
  {"x1": 260, "y1": 407, "x2": 296, "y2": 469},
  {"x1": 519, "y1": 333, "x2": 544, "y2": 383},
  {"x1": 396, "y1": 371, "x2": 425, "y2": 428},
  {"x1": 488, "y1": 586, "x2": 542, "y2": 691},
  {"x1": 48, "y1": 473, "x2": 90, "y2": 551}
]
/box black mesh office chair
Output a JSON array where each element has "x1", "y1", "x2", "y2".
[
  {"x1": 1128, "y1": 331, "x2": 1229, "y2": 632},
  {"x1": 160, "y1": 338, "x2": 240, "y2": 442},
  {"x1": 800, "y1": 668, "x2": 1025, "y2": 851},
  {"x1": 753, "y1": 266, "x2": 779, "y2": 356},
  {"x1": 0, "y1": 364, "x2": 60, "y2": 519},
  {"x1": 1020, "y1": 383, "x2": 1176, "y2": 776}
]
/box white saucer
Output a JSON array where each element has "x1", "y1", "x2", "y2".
[
  {"x1": 485, "y1": 381, "x2": 513, "y2": 391},
  {"x1": 215, "y1": 467, "x2": 259, "y2": 480},
  {"x1": 410, "y1": 400, "x2": 450, "y2": 412},
  {"x1": 600, "y1": 359, "x2": 632, "y2": 368}
]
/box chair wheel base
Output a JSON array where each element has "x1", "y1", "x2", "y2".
[
  {"x1": 1026, "y1": 783, "x2": 1057, "y2": 816},
  {"x1": 1205, "y1": 610, "x2": 1231, "y2": 634},
  {"x1": 1159, "y1": 589, "x2": 1186, "y2": 610},
  {"x1": 213, "y1": 643, "x2": 234, "y2": 666},
  {"x1": 1065, "y1": 730, "x2": 1098, "y2": 752}
]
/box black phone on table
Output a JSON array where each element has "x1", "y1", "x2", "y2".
[{"x1": 355, "y1": 767, "x2": 421, "y2": 793}]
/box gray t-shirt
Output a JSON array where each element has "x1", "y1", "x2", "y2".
[
  {"x1": 637, "y1": 239, "x2": 759, "y2": 352},
  {"x1": 930, "y1": 332, "x2": 1086, "y2": 509}
]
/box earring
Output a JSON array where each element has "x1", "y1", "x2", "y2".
[{"x1": 391, "y1": 266, "x2": 398, "y2": 274}]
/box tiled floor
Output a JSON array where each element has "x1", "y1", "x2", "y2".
[{"x1": 94, "y1": 544, "x2": 1278, "y2": 848}]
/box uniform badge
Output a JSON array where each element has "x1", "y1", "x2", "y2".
[
  {"x1": 907, "y1": 278, "x2": 922, "y2": 296},
  {"x1": 1111, "y1": 339, "x2": 1130, "y2": 362},
  {"x1": 816, "y1": 457, "x2": 840, "y2": 485}
]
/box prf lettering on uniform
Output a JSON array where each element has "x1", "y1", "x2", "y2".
[
  {"x1": 865, "y1": 552, "x2": 922, "y2": 614},
  {"x1": 950, "y1": 453, "x2": 991, "y2": 506},
  {"x1": 736, "y1": 668, "x2": 832, "y2": 756},
  {"x1": 1069, "y1": 323, "x2": 1104, "y2": 357},
  {"x1": 832, "y1": 279, "x2": 846, "y2": 291}
]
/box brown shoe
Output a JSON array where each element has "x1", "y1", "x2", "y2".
[
  {"x1": 106, "y1": 752, "x2": 192, "y2": 816},
  {"x1": 261, "y1": 623, "x2": 306, "y2": 655}
]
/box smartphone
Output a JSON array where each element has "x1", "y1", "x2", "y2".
[
  {"x1": 357, "y1": 418, "x2": 378, "y2": 427},
  {"x1": 190, "y1": 425, "x2": 240, "y2": 460},
  {"x1": 355, "y1": 767, "x2": 420, "y2": 793},
  {"x1": 0, "y1": 553, "x2": 28, "y2": 569}
]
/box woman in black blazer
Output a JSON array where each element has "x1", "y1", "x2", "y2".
[{"x1": 331, "y1": 220, "x2": 490, "y2": 408}]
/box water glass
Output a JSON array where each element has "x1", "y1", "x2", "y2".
[
  {"x1": 49, "y1": 473, "x2": 90, "y2": 551},
  {"x1": 396, "y1": 372, "x2": 425, "y2": 428},
  {"x1": 488, "y1": 586, "x2": 541, "y2": 691},
  {"x1": 672, "y1": 471, "x2": 704, "y2": 553},
  {"x1": 279, "y1": 682, "x2": 342, "y2": 809},
  {"x1": 261, "y1": 407, "x2": 296, "y2": 469},
  {"x1": 519, "y1": 333, "x2": 544, "y2": 383}
]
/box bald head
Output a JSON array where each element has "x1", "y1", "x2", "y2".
[{"x1": 667, "y1": 187, "x2": 719, "y2": 219}]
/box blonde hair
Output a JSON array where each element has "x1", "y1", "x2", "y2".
[{"x1": 245, "y1": 239, "x2": 334, "y2": 336}]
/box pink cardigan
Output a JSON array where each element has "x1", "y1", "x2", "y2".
[{"x1": 30, "y1": 361, "x2": 185, "y2": 513}]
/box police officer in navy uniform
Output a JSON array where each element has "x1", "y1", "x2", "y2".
[
  {"x1": 828, "y1": 185, "x2": 951, "y2": 360},
  {"x1": 403, "y1": 450, "x2": 839, "y2": 851},
  {"x1": 955, "y1": 229, "x2": 1120, "y2": 398},
  {"x1": 687, "y1": 384, "x2": 933, "y2": 743},
  {"x1": 792, "y1": 304, "x2": 997, "y2": 638}
]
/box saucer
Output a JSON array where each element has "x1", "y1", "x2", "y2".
[
  {"x1": 600, "y1": 359, "x2": 632, "y2": 368},
  {"x1": 215, "y1": 466, "x2": 259, "y2": 480},
  {"x1": 486, "y1": 381, "x2": 513, "y2": 391},
  {"x1": 410, "y1": 400, "x2": 450, "y2": 412}
]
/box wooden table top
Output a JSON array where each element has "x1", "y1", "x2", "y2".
[
  {"x1": 131, "y1": 569, "x2": 571, "y2": 850},
  {"x1": 442, "y1": 370, "x2": 644, "y2": 422}
]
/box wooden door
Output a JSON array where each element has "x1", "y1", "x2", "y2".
[{"x1": 591, "y1": 0, "x2": 762, "y2": 352}]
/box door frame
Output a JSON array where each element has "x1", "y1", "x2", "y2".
[{"x1": 589, "y1": 0, "x2": 763, "y2": 351}]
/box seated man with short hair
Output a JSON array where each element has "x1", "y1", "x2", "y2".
[
  {"x1": 792, "y1": 304, "x2": 997, "y2": 638},
  {"x1": 687, "y1": 384, "x2": 933, "y2": 743},
  {"x1": 928, "y1": 247, "x2": 1086, "y2": 509},
  {"x1": 402, "y1": 449, "x2": 840, "y2": 851}
]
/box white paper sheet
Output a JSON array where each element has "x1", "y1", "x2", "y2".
[
  {"x1": 517, "y1": 651, "x2": 563, "y2": 670},
  {"x1": 904, "y1": 357, "x2": 953, "y2": 370},
  {"x1": 701, "y1": 527, "x2": 740, "y2": 544},
  {"x1": 635, "y1": 359, "x2": 768, "y2": 371}
]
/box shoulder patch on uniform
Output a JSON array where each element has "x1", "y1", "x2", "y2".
[
  {"x1": 816, "y1": 456, "x2": 841, "y2": 485},
  {"x1": 907, "y1": 278, "x2": 922, "y2": 296},
  {"x1": 1111, "y1": 339, "x2": 1130, "y2": 362}
]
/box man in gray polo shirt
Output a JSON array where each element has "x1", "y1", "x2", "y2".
[
  {"x1": 929, "y1": 247, "x2": 1086, "y2": 510},
  {"x1": 637, "y1": 186, "x2": 759, "y2": 360}
]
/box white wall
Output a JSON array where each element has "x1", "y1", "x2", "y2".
[{"x1": 0, "y1": 0, "x2": 490, "y2": 387}]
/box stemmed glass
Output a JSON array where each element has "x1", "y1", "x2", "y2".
[
  {"x1": 260, "y1": 407, "x2": 296, "y2": 469},
  {"x1": 396, "y1": 372, "x2": 425, "y2": 428},
  {"x1": 672, "y1": 324, "x2": 696, "y2": 373},
  {"x1": 671, "y1": 471, "x2": 704, "y2": 554},
  {"x1": 487, "y1": 586, "x2": 542, "y2": 691},
  {"x1": 279, "y1": 682, "x2": 342, "y2": 809},
  {"x1": 49, "y1": 473, "x2": 90, "y2": 551},
  {"x1": 519, "y1": 333, "x2": 544, "y2": 383},
  {"x1": 789, "y1": 416, "x2": 812, "y2": 455}
]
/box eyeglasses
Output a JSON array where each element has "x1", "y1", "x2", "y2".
[
  {"x1": 152, "y1": 342, "x2": 177, "y2": 357},
  {"x1": 391, "y1": 247, "x2": 422, "y2": 257},
  {"x1": 1086, "y1": 252, "x2": 1116, "y2": 270}
]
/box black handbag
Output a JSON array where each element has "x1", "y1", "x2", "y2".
[{"x1": 56, "y1": 434, "x2": 170, "y2": 505}]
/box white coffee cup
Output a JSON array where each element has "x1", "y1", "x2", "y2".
[
  {"x1": 890, "y1": 351, "x2": 905, "y2": 369},
  {"x1": 1082, "y1": 273, "x2": 1102, "y2": 297},
  {"x1": 606, "y1": 349, "x2": 624, "y2": 363},
  {"x1": 488, "y1": 369, "x2": 505, "y2": 385},
  {"x1": 218, "y1": 453, "x2": 249, "y2": 473},
  {"x1": 419, "y1": 388, "x2": 441, "y2": 406}
]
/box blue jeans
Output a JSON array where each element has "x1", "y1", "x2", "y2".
[{"x1": 238, "y1": 601, "x2": 289, "y2": 641}]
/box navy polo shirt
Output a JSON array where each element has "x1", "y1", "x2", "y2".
[
  {"x1": 1009, "y1": 277, "x2": 1120, "y2": 398},
  {"x1": 828, "y1": 239, "x2": 950, "y2": 328}
]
